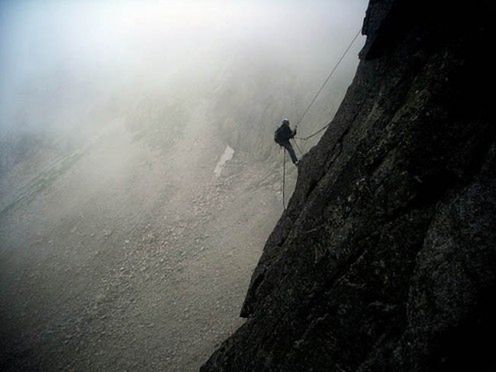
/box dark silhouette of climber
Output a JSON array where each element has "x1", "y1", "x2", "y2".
[{"x1": 274, "y1": 118, "x2": 298, "y2": 165}]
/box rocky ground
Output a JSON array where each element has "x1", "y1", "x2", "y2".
[{"x1": 0, "y1": 100, "x2": 298, "y2": 371}]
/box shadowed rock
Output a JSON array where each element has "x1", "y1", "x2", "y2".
[{"x1": 201, "y1": 1, "x2": 494, "y2": 371}]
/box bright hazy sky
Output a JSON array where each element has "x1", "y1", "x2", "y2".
[{"x1": 0, "y1": 0, "x2": 368, "y2": 134}]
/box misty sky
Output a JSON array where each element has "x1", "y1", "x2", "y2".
[{"x1": 0, "y1": 0, "x2": 368, "y2": 137}]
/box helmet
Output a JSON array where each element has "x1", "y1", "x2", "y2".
[{"x1": 282, "y1": 118, "x2": 290, "y2": 125}]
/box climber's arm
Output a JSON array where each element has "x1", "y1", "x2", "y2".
[{"x1": 291, "y1": 126, "x2": 297, "y2": 138}]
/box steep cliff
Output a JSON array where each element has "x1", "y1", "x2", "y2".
[{"x1": 202, "y1": 1, "x2": 494, "y2": 371}]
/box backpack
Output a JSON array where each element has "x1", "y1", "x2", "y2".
[{"x1": 274, "y1": 126, "x2": 285, "y2": 145}]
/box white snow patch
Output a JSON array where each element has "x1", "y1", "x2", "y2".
[{"x1": 214, "y1": 145, "x2": 235, "y2": 177}]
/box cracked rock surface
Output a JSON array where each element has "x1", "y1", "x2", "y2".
[{"x1": 202, "y1": 1, "x2": 494, "y2": 371}]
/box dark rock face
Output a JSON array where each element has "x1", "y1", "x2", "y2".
[{"x1": 202, "y1": 1, "x2": 494, "y2": 371}]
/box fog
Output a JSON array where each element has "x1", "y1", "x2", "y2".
[
  {"x1": 0, "y1": 0, "x2": 365, "y2": 137},
  {"x1": 0, "y1": 1, "x2": 368, "y2": 370}
]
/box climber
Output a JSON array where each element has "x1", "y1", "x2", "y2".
[{"x1": 274, "y1": 118, "x2": 298, "y2": 165}]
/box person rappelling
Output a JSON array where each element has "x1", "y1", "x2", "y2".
[{"x1": 274, "y1": 118, "x2": 299, "y2": 165}]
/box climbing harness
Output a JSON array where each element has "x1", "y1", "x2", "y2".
[{"x1": 279, "y1": 28, "x2": 362, "y2": 210}]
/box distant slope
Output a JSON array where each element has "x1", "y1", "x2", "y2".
[
  {"x1": 0, "y1": 96, "x2": 283, "y2": 371},
  {"x1": 201, "y1": 1, "x2": 495, "y2": 371}
]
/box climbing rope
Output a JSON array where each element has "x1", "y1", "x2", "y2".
[
  {"x1": 296, "y1": 122, "x2": 330, "y2": 141},
  {"x1": 279, "y1": 28, "x2": 362, "y2": 210},
  {"x1": 295, "y1": 28, "x2": 362, "y2": 141},
  {"x1": 282, "y1": 148, "x2": 286, "y2": 210}
]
